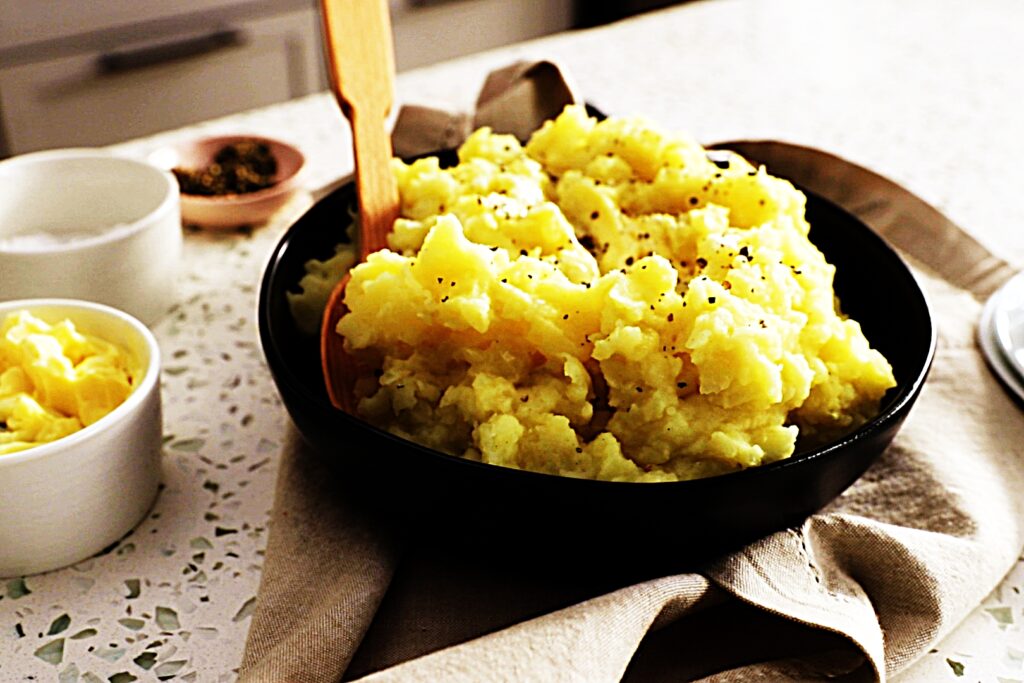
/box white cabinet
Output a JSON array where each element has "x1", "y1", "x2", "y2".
[
  {"x1": 0, "y1": 3, "x2": 326, "y2": 156},
  {"x1": 0, "y1": 0, "x2": 575, "y2": 157}
]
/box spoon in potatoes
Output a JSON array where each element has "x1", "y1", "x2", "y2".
[{"x1": 318, "y1": 0, "x2": 401, "y2": 413}]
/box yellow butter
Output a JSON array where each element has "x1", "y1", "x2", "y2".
[
  {"x1": 0, "y1": 311, "x2": 136, "y2": 455},
  {"x1": 328, "y1": 105, "x2": 895, "y2": 481}
]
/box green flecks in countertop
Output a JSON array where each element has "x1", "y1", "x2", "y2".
[
  {"x1": 118, "y1": 618, "x2": 145, "y2": 631},
  {"x1": 170, "y1": 438, "x2": 205, "y2": 453},
  {"x1": 73, "y1": 576, "x2": 96, "y2": 594},
  {"x1": 59, "y1": 662, "x2": 80, "y2": 682},
  {"x1": 985, "y1": 606, "x2": 1015, "y2": 627},
  {"x1": 48, "y1": 613, "x2": 72, "y2": 635},
  {"x1": 232, "y1": 597, "x2": 256, "y2": 623},
  {"x1": 34, "y1": 637, "x2": 65, "y2": 664},
  {"x1": 71, "y1": 628, "x2": 99, "y2": 640},
  {"x1": 189, "y1": 537, "x2": 213, "y2": 550},
  {"x1": 947, "y1": 658, "x2": 966, "y2": 676},
  {"x1": 124, "y1": 580, "x2": 141, "y2": 600},
  {"x1": 132, "y1": 651, "x2": 157, "y2": 670},
  {"x1": 5, "y1": 577, "x2": 31, "y2": 599},
  {"x1": 93, "y1": 645, "x2": 126, "y2": 662},
  {"x1": 248, "y1": 458, "x2": 271, "y2": 472},
  {"x1": 154, "y1": 659, "x2": 187, "y2": 678},
  {"x1": 82, "y1": 672, "x2": 104, "y2": 683},
  {"x1": 155, "y1": 607, "x2": 181, "y2": 631},
  {"x1": 108, "y1": 672, "x2": 137, "y2": 683}
]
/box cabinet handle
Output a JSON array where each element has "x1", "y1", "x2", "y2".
[{"x1": 96, "y1": 29, "x2": 245, "y2": 74}]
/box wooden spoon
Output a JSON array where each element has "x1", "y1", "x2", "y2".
[{"x1": 319, "y1": 0, "x2": 400, "y2": 413}]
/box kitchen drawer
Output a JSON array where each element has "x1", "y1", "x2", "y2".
[
  {"x1": 0, "y1": 0, "x2": 261, "y2": 52},
  {"x1": 0, "y1": 8, "x2": 324, "y2": 155}
]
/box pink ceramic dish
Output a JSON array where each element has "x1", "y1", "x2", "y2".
[{"x1": 165, "y1": 135, "x2": 304, "y2": 230}]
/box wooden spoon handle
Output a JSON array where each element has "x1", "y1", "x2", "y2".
[
  {"x1": 320, "y1": 0, "x2": 400, "y2": 258},
  {"x1": 351, "y1": 111, "x2": 400, "y2": 260}
]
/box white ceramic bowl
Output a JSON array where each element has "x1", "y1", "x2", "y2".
[
  {"x1": 0, "y1": 150, "x2": 182, "y2": 326},
  {"x1": 153, "y1": 134, "x2": 304, "y2": 230},
  {"x1": 0, "y1": 299, "x2": 162, "y2": 577}
]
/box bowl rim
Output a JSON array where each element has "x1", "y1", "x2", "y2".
[
  {"x1": 0, "y1": 298, "x2": 162, "y2": 469},
  {"x1": 0, "y1": 150, "x2": 179, "y2": 256},
  {"x1": 170, "y1": 134, "x2": 306, "y2": 205},
  {"x1": 258, "y1": 181, "x2": 937, "y2": 490}
]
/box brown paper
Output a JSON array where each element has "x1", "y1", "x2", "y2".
[
  {"x1": 239, "y1": 63, "x2": 1024, "y2": 683},
  {"x1": 391, "y1": 60, "x2": 580, "y2": 158}
]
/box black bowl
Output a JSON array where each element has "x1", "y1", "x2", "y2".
[{"x1": 258, "y1": 164, "x2": 934, "y2": 566}]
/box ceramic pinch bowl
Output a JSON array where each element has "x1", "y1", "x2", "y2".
[
  {"x1": 155, "y1": 134, "x2": 305, "y2": 230},
  {"x1": 0, "y1": 149, "x2": 182, "y2": 326},
  {"x1": 0, "y1": 299, "x2": 163, "y2": 578}
]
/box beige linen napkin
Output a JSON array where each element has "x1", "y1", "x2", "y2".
[{"x1": 240, "y1": 65, "x2": 1024, "y2": 682}]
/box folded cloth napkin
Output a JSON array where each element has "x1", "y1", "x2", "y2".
[{"x1": 239, "y1": 63, "x2": 1024, "y2": 682}]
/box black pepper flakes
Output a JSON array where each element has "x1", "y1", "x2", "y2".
[
  {"x1": 696, "y1": 257, "x2": 708, "y2": 268},
  {"x1": 635, "y1": 386, "x2": 643, "y2": 393},
  {"x1": 667, "y1": 313, "x2": 674, "y2": 322},
  {"x1": 677, "y1": 381, "x2": 687, "y2": 388},
  {"x1": 520, "y1": 249, "x2": 528, "y2": 256},
  {"x1": 625, "y1": 256, "x2": 634, "y2": 266},
  {"x1": 441, "y1": 296, "x2": 449, "y2": 302},
  {"x1": 688, "y1": 196, "x2": 698, "y2": 206},
  {"x1": 708, "y1": 296, "x2": 717, "y2": 304},
  {"x1": 590, "y1": 211, "x2": 600, "y2": 220}
]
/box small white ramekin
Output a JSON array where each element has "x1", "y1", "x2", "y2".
[
  {"x1": 0, "y1": 299, "x2": 163, "y2": 577},
  {"x1": 0, "y1": 150, "x2": 182, "y2": 326}
]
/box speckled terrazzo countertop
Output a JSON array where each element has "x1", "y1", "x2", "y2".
[{"x1": 2, "y1": 0, "x2": 1022, "y2": 679}]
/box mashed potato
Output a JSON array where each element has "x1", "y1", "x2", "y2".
[
  {"x1": 0, "y1": 311, "x2": 136, "y2": 455},
  {"x1": 311, "y1": 105, "x2": 894, "y2": 481}
]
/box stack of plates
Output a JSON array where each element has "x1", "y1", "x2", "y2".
[{"x1": 979, "y1": 272, "x2": 1024, "y2": 402}]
